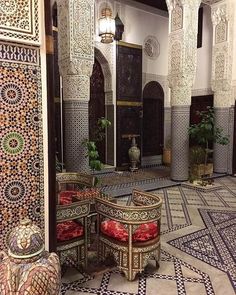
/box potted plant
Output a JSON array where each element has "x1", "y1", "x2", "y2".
[
  {"x1": 188, "y1": 107, "x2": 229, "y2": 185},
  {"x1": 163, "y1": 136, "x2": 171, "y2": 166},
  {"x1": 82, "y1": 117, "x2": 111, "y2": 174}
]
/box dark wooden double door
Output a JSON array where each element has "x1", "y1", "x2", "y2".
[{"x1": 116, "y1": 42, "x2": 164, "y2": 167}]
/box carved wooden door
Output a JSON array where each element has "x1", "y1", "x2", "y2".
[
  {"x1": 116, "y1": 42, "x2": 142, "y2": 168},
  {"x1": 89, "y1": 59, "x2": 105, "y2": 163},
  {"x1": 143, "y1": 82, "x2": 164, "y2": 156}
]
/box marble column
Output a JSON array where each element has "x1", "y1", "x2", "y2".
[
  {"x1": 57, "y1": 0, "x2": 94, "y2": 172},
  {"x1": 211, "y1": 1, "x2": 235, "y2": 174},
  {"x1": 166, "y1": 0, "x2": 201, "y2": 181}
]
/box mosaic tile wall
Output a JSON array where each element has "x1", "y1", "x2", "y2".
[{"x1": 0, "y1": 41, "x2": 44, "y2": 251}]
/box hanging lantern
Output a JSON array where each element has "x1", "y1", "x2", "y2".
[
  {"x1": 114, "y1": 13, "x2": 124, "y2": 41},
  {"x1": 98, "y1": 7, "x2": 115, "y2": 43}
]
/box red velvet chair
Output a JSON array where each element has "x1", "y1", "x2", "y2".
[{"x1": 95, "y1": 189, "x2": 162, "y2": 281}]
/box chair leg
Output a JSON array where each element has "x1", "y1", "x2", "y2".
[{"x1": 123, "y1": 269, "x2": 137, "y2": 281}]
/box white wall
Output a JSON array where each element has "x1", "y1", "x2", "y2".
[
  {"x1": 193, "y1": 5, "x2": 213, "y2": 92},
  {"x1": 120, "y1": 3, "x2": 169, "y2": 76},
  {"x1": 96, "y1": 0, "x2": 169, "y2": 77}
]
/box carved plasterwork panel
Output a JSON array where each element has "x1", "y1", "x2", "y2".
[
  {"x1": 171, "y1": 5, "x2": 183, "y2": 31},
  {"x1": 167, "y1": 0, "x2": 201, "y2": 106},
  {"x1": 57, "y1": 0, "x2": 69, "y2": 62},
  {"x1": 72, "y1": 0, "x2": 94, "y2": 60},
  {"x1": 170, "y1": 42, "x2": 182, "y2": 75},
  {"x1": 58, "y1": 0, "x2": 94, "y2": 65},
  {"x1": 215, "y1": 21, "x2": 228, "y2": 43},
  {"x1": 0, "y1": 0, "x2": 40, "y2": 44},
  {"x1": 215, "y1": 54, "x2": 225, "y2": 80},
  {"x1": 143, "y1": 36, "x2": 160, "y2": 60},
  {"x1": 211, "y1": 1, "x2": 234, "y2": 107}
]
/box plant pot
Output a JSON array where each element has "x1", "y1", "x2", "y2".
[
  {"x1": 191, "y1": 163, "x2": 213, "y2": 178},
  {"x1": 163, "y1": 148, "x2": 171, "y2": 166}
]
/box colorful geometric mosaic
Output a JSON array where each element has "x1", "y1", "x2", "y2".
[
  {"x1": 0, "y1": 0, "x2": 40, "y2": 44},
  {"x1": 168, "y1": 208, "x2": 236, "y2": 290},
  {"x1": 0, "y1": 42, "x2": 43, "y2": 251}
]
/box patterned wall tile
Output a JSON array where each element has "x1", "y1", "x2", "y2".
[
  {"x1": 0, "y1": 42, "x2": 43, "y2": 250},
  {"x1": 64, "y1": 101, "x2": 89, "y2": 172},
  {"x1": 0, "y1": 0, "x2": 40, "y2": 44},
  {"x1": 171, "y1": 106, "x2": 190, "y2": 181},
  {"x1": 213, "y1": 107, "x2": 230, "y2": 173}
]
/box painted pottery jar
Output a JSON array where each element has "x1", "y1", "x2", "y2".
[
  {"x1": 0, "y1": 219, "x2": 61, "y2": 295},
  {"x1": 128, "y1": 137, "x2": 140, "y2": 172}
]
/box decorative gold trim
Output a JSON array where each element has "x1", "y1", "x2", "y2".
[
  {"x1": 46, "y1": 35, "x2": 54, "y2": 54},
  {"x1": 117, "y1": 101, "x2": 142, "y2": 107},
  {"x1": 117, "y1": 41, "x2": 142, "y2": 49}
]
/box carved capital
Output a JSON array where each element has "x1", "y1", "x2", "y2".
[
  {"x1": 166, "y1": 0, "x2": 201, "y2": 12},
  {"x1": 59, "y1": 59, "x2": 94, "y2": 76},
  {"x1": 211, "y1": 4, "x2": 228, "y2": 26},
  {"x1": 62, "y1": 74, "x2": 90, "y2": 101}
]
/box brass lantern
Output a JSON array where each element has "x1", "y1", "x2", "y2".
[{"x1": 98, "y1": 7, "x2": 115, "y2": 43}]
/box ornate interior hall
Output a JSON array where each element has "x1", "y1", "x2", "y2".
[{"x1": 0, "y1": 0, "x2": 236, "y2": 294}]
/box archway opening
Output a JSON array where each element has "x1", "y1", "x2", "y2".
[{"x1": 142, "y1": 81, "x2": 164, "y2": 157}]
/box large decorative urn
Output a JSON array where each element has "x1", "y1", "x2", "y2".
[
  {"x1": 128, "y1": 135, "x2": 141, "y2": 172},
  {"x1": 0, "y1": 219, "x2": 61, "y2": 295}
]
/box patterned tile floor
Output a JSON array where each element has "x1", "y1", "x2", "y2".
[{"x1": 61, "y1": 176, "x2": 236, "y2": 295}]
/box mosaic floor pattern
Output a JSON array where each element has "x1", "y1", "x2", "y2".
[{"x1": 61, "y1": 176, "x2": 236, "y2": 295}]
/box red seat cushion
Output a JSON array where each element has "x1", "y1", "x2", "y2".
[
  {"x1": 101, "y1": 220, "x2": 158, "y2": 242},
  {"x1": 132, "y1": 223, "x2": 158, "y2": 242},
  {"x1": 59, "y1": 191, "x2": 77, "y2": 205},
  {"x1": 59, "y1": 189, "x2": 100, "y2": 205},
  {"x1": 101, "y1": 220, "x2": 128, "y2": 242},
  {"x1": 57, "y1": 221, "x2": 84, "y2": 242}
]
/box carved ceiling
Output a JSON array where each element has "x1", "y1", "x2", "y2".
[{"x1": 133, "y1": 0, "x2": 223, "y2": 11}]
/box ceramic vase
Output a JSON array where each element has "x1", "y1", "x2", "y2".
[
  {"x1": 0, "y1": 219, "x2": 61, "y2": 295},
  {"x1": 128, "y1": 137, "x2": 140, "y2": 172}
]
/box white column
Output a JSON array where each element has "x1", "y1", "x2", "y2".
[
  {"x1": 57, "y1": 0, "x2": 94, "y2": 172},
  {"x1": 211, "y1": 0, "x2": 235, "y2": 173},
  {"x1": 166, "y1": 0, "x2": 201, "y2": 181}
]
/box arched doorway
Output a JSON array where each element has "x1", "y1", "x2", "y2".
[
  {"x1": 142, "y1": 81, "x2": 164, "y2": 157},
  {"x1": 89, "y1": 58, "x2": 106, "y2": 163}
]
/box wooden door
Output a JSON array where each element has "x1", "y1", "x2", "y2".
[
  {"x1": 116, "y1": 42, "x2": 142, "y2": 168},
  {"x1": 143, "y1": 82, "x2": 164, "y2": 156},
  {"x1": 89, "y1": 59, "x2": 105, "y2": 163}
]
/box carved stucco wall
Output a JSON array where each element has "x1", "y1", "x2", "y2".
[
  {"x1": 211, "y1": 0, "x2": 234, "y2": 107},
  {"x1": 0, "y1": 2, "x2": 44, "y2": 250}
]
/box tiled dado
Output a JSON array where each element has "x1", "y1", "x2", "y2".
[
  {"x1": 0, "y1": 42, "x2": 43, "y2": 251},
  {"x1": 0, "y1": 0, "x2": 40, "y2": 44}
]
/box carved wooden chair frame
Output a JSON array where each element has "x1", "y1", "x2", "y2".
[
  {"x1": 95, "y1": 189, "x2": 162, "y2": 281},
  {"x1": 56, "y1": 172, "x2": 96, "y2": 272},
  {"x1": 56, "y1": 199, "x2": 90, "y2": 271}
]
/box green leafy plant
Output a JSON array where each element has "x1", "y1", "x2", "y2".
[
  {"x1": 82, "y1": 117, "x2": 111, "y2": 172},
  {"x1": 188, "y1": 107, "x2": 229, "y2": 183}
]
